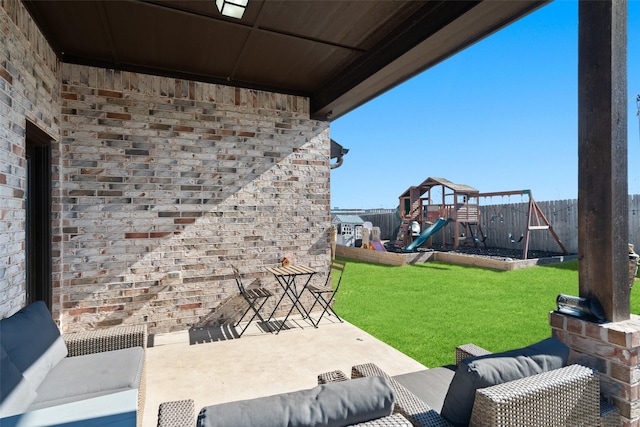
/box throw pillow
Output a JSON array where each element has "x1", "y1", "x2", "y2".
[
  {"x1": 0, "y1": 344, "x2": 38, "y2": 417},
  {"x1": 0, "y1": 301, "x2": 68, "y2": 390}
]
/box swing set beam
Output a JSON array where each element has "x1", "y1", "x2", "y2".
[{"x1": 479, "y1": 189, "x2": 568, "y2": 259}]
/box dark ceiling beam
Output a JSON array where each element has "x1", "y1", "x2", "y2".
[
  {"x1": 312, "y1": 1, "x2": 479, "y2": 117},
  {"x1": 230, "y1": 0, "x2": 266, "y2": 81},
  {"x1": 314, "y1": 0, "x2": 549, "y2": 119},
  {"x1": 95, "y1": 1, "x2": 120, "y2": 64}
]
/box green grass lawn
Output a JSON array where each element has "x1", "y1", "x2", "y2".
[{"x1": 334, "y1": 258, "x2": 640, "y2": 368}]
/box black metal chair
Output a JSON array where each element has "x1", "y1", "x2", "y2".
[
  {"x1": 232, "y1": 266, "x2": 273, "y2": 336},
  {"x1": 306, "y1": 259, "x2": 346, "y2": 327}
]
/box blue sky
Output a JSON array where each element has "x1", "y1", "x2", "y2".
[{"x1": 330, "y1": 1, "x2": 640, "y2": 209}]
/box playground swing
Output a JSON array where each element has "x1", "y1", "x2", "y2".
[{"x1": 508, "y1": 232, "x2": 524, "y2": 244}]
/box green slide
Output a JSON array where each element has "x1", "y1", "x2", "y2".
[{"x1": 404, "y1": 217, "x2": 452, "y2": 252}]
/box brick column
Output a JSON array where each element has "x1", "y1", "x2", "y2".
[{"x1": 551, "y1": 311, "x2": 640, "y2": 426}]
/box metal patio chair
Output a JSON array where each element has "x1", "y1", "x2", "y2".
[
  {"x1": 232, "y1": 265, "x2": 273, "y2": 336},
  {"x1": 307, "y1": 259, "x2": 346, "y2": 327}
]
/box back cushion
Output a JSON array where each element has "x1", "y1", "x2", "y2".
[
  {"x1": 0, "y1": 302, "x2": 68, "y2": 390},
  {"x1": 440, "y1": 337, "x2": 569, "y2": 427},
  {"x1": 0, "y1": 344, "x2": 38, "y2": 417}
]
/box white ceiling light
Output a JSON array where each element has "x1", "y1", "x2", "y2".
[{"x1": 216, "y1": 0, "x2": 248, "y2": 19}]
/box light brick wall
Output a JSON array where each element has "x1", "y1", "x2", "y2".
[
  {"x1": 0, "y1": 2, "x2": 332, "y2": 334},
  {"x1": 0, "y1": 0, "x2": 60, "y2": 318},
  {"x1": 59, "y1": 63, "x2": 331, "y2": 333},
  {"x1": 551, "y1": 312, "x2": 640, "y2": 426}
]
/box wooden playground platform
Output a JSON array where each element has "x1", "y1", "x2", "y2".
[{"x1": 335, "y1": 244, "x2": 577, "y2": 271}]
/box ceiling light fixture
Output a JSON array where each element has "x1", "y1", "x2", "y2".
[{"x1": 216, "y1": 0, "x2": 248, "y2": 19}]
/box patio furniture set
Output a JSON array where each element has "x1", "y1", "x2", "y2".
[
  {"x1": 157, "y1": 336, "x2": 620, "y2": 427},
  {"x1": 0, "y1": 301, "x2": 146, "y2": 427},
  {"x1": 233, "y1": 260, "x2": 346, "y2": 336}
]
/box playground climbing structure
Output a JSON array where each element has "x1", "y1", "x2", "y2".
[
  {"x1": 395, "y1": 177, "x2": 568, "y2": 259},
  {"x1": 395, "y1": 177, "x2": 483, "y2": 251}
]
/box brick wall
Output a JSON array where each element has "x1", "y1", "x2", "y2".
[
  {"x1": 59, "y1": 63, "x2": 331, "y2": 333},
  {"x1": 551, "y1": 312, "x2": 640, "y2": 426},
  {"x1": 0, "y1": 0, "x2": 60, "y2": 318},
  {"x1": 0, "y1": 1, "x2": 332, "y2": 333}
]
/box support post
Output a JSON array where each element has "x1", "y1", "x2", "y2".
[{"x1": 577, "y1": 0, "x2": 628, "y2": 322}]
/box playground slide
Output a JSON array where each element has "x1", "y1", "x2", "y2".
[
  {"x1": 404, "y1": 217, "x2": 452, "y2": 252},
  {"x1": 370, "y1": 241, "x2": 386, "y2": 251}
]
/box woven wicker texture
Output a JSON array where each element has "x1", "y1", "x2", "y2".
[
  {"x1": 469, "y1": 364, "x2": 599, "y2": 427},
  {"x1": 352, "y1": 363, "x2": 452, "y2": 427},
  {"x1": 157, "y1": 399, "x2": 195, "y2": 427},
  {"x1": 455, "y1": 343, "x2": 491, "y2": 365},
  {"x1": 318, "y1": 370, "x2": 349, "y2": 384},
  {"x1": 457, "y1": 343, "x2": 620, "y2": 426},
  {"x1": 351, "y1": 414, "x2": 413, "y2": 426},
  {"x1": 63, "y1": 324, "x2": 147, "y2": 356}
]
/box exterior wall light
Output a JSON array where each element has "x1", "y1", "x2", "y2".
[{"x1": 216, "y1": 0, "x2": 248, "y2": 19}]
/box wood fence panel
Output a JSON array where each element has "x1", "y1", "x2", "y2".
[{"x1": 359, "y1": 213, "x2": 402, "y2": 241}]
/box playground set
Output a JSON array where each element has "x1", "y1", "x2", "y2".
[{"x1": 393, "y1": 177, "x2": 568, "y2": 259}]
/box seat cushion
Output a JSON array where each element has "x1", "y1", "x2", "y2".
[
  {"x1": 440, "y1": 337, "x2": 569, "y2": 427},
  {"x1": 29, "y1": 346, "x2": 144, "y2": 410},
  {"x1": 197, "y1": 376, "x2": 395, "y2": 427},
  {"x1": 0, "y1": 302, "x2": 68, "y2": 391},
  {"x1": 393, "y1": 366, "x2": 455, "y2": 413}
]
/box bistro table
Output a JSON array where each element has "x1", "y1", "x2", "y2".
[{"x1": 265, "y1": 265, "x2": 317, "y2": 334}]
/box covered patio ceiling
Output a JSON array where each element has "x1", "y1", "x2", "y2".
[{"x1": 23, "y1": 0, "x2": 548, "y2": 120}]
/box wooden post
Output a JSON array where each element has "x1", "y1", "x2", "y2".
[
  {"x1": 578, "y1": 0, "x2": 629, "y2": 322},
  {"x1": 522, "y1": 198, "x2": 533, "y2": 260}
]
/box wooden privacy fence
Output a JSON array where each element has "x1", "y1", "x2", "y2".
[
  {"x1": 359, "y1": 212, "x2": 402, "y2": 241},
  {"x1": 357, "y1": 195, "x2": 640, "y2": 254}
]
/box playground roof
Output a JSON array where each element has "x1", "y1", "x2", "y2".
[{"x1": 400, "y1": 177, "x2": 479, "y2": 198}]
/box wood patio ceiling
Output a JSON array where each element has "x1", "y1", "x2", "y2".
[{"x1": 23, "y1": 0, "x2": 548, "y2": 120}]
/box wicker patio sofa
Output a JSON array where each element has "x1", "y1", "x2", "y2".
[
  {"x1": 157, "y1": 375, "x2": 415, "y2": 427},
  {"x1": 318, "y1": 342, "x2": 620, "y2": 427},
  {"x1": 0, "y1": 301, "x2": 147, "y2": 427},
  {"x1": 156, "y1": 337, "x2": 620, "y2": 427}
]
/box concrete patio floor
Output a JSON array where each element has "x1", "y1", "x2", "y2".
[{"x1": 142, "y1": 315, "x2": 428, "y2": 427}]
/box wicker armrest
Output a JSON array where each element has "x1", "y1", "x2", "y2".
[
  {"x1": 318, "y1": 369, "x2": 349, "y2": 384},
  {"x1": 470, "y1": 364, "x2": 599, "y2": 427},
  {"x1": 455, "y1": 343, "x2": 491, "y2": 365},
  {"x1": 351, "y1": 363, "x2": 452, "y2": 427},
  {"x1": 157, "y1": 399, "x2": 195, "y2": 427},
  {"x1": 63, "y1": 324, "x2": 147, "y2": 356},
  {"x1": 350, "y1": 413, "x2": 413, "y2": 426}
]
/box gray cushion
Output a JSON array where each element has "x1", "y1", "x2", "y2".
[
  {"x1": 0, "y1": 302, "x2": 68, "y2": 390},
  {"x1": 393, "y1": 366, "x2": 455, "y2": 413},
  {"x1": 29, "y1": 346, "x2": 144, "y2": 410},
  {"x1": 197, "y1": 376, "x2": 395, "y2": 427},
  {"x1": 0, "y1": 344, "x2": 37, "y2": 417},
  {"x1": 440, "y1": 337, "x2": 569, "y2": 427}
]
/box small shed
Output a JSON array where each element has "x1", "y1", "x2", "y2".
[{"x1": 332, "y1": 215, "x2": 365, "y2": 247}]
